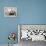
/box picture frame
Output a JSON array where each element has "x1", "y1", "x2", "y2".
[
  {"x1": 4, "y1": 7, "x2": 17, "y2": 17},
  {"x1": 18, "y1": 24, "x2": 46, "y2": 42}
]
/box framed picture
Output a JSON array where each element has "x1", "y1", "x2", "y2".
[
  {"x1": 4, "y1": 7, "x2": 17, "y2": 17},
  {"x1": 18, "y1": 24, "x2": 46, "y2": 42}
]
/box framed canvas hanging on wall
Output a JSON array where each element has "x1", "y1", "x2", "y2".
[
  {"x1": 18, "y1": 24, "x2": 46, "y2": 42},
  {"x1": 4, "y1": 7, "x2": 17, "y2": 17}
]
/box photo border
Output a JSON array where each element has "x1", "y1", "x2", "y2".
[
  {"x1": 4, "y1": 7, "x2": 17, "y2": 17},
  {"x1": 18, "y1": 24, "x2": 46, "y2": 43}
]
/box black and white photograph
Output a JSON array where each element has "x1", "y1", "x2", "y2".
[
  {"x1": 4, "y1": 7, "x2": 17, "y2": 17},
  {"x1": 18, "y1": 25, "x2": 46, "y2": 46}
]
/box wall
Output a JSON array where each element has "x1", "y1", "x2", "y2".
[
  {"x1": 19, "y1": 0, "x2": 46, "y2": 24},
  {"x1": 0, "y1": 0, "x2": 20, "y2": 44},
  {"x1": 0, "y1": 0, "x2": 46, "y2": 44}
]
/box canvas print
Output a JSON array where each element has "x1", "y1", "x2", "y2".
[
  {"x1": 18, "y1": 25, "x2": 46, "y2": 41},
  {"x1": 4, "y1": 7, "x2": 17, "y2": 17}
]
